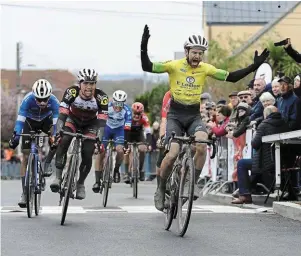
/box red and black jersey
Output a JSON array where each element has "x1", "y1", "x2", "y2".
[{"x1": 59, "y1": 85, "x2": 108, "y2": 124}]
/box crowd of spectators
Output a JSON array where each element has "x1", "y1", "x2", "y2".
[{"x1": 199, "y1": 73, "x2": 301, "y2": 203}]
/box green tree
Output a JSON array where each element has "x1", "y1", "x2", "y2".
[
  {"x1": 204, "y1": 38, "x2": 253, "y2": 101},
  {"x1": 134, "y1": 83, "x2": 168, "y2": 123}
]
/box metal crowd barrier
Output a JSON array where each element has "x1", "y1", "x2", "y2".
[
  {"x1": 1, "y1": 161, "x2": 21, "y2": 179},
  {"x1": 199, "y1": 128, "x2": 254, "y2": 196}
]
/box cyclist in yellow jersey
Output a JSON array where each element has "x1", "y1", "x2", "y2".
[{"x1": 140, "y1": 25, "x2": 269, "y2": 211}]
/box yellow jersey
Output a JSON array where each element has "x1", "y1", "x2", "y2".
[{"x1": 152, "y1": 58, "x2": 229, "y2": 105}]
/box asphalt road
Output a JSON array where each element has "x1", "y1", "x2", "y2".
[{"x1": 2, "y1": 173, "x2": 301, "y2": 256}]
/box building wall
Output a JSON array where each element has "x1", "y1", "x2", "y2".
[
  {"x1": 238, "y1": 3, "x2": 301, "y2": 61},
  {"x1": 204, "y1": 3, "x2": 301, "y2": 55},
  {"x1": 205, "y1": 24, "x2": 263, "y2": 47}
]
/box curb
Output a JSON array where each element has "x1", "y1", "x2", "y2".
[
  {"x1": 205, "y1": 192, "x2": 273, "y2": 212},
  {"x1": 273, "y1": 202, "x2": 301, "y2": 222},
  {"x1": 206, "y1": 192, "x2": 233, "y2": 205}
]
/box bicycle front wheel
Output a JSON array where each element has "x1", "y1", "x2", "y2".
[
  {"x1": 26, "y1": 154, "x2": 35, "y2": 218},
  {"x1": 34, "y1": 161, "x2": 42, "y2": 216},
  {"x1": 61, "y1": 155, "x2": 76, "y2": 225},
  {"x1": 132, "y1": 148, "x2": 138, "y2": 199},
  {"x1": 164, "y1": 165, "x2": 179, "y2": 231},
  {"x1": 177, "y1": 157, "x2": 195, "y2": 237},
  {"x1": 102, "y1": 160, "x2": 110, "y2": 207}
]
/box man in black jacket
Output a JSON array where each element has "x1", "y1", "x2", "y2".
[
  {"x1": 232, "y1": 106, "x2": 289, "y2": 204},
  {"x1": 277, "y1": 76, "x2": 301, "y2": 131}
]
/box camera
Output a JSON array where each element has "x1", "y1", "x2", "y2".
[{"x1": 274, "y1": 38, "x2": 289, "y2": 47}]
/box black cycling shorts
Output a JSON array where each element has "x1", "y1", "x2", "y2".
[
  {"x1": 165, "y1": 100, "x2": 207, "y2": 146},
  {"x1": 127, "y1": 130, "x2": 145, "y2": 143},
  {"x1": 22, "y1": 115, "x2": 53, "y2": 150}
]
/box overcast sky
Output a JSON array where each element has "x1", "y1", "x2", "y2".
[{"x1": 1, "y1": 1, "x2": 202, "y2": 74}]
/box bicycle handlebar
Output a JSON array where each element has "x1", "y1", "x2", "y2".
[
  {"x1": 170, "y1": 131, "x2": 216, "y2": 159},
  {"x1": 15, "y1": 130, "x2": 50, "y2": 138},
  {"x1": 17, "y1": 134, "x2": 50, "y2": 137},
  {"x1": 126, "y1": 141, "x2": 148, "y2": 146},
  {"x1": 59, "y1": 130, "x2": 100, "y2": 142}
]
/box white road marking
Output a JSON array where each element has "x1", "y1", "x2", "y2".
[{"x1": 0, "y1": 205, "x2": 273, "y2": 214}]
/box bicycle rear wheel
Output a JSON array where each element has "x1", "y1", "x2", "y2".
[
  {"x1": 34, "y1": 161, "x2": 42, "y2": 216},
  {"x1": 102, "y1": 153, "x2": 112, "y2": 208},
  {"x1": 61, "y1": 155, "x2": 76, "y2": 225},
  {"x1": 26, "y1": 154, "x2": 35, "y2": 218},
  {"x1": 177, "y1": 157, "x2": 195, "y2": 237}
]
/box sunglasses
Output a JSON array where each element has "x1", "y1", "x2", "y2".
[
  {"x1": 82, "y1": 81, "x2": 96, "y2": 85},
  {"x1": 35, "y1": 97, "x2": 50, "y2": 103},
  {"x1": 133, "y1": 112, "x2": 142, "y2": 116},
  {"x1": 113, "y1": 101, "x2": 124, "y2": 108}
]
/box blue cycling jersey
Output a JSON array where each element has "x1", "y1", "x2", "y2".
[
  {"x1": 14, "y1": 92, "x2": 60, "y2": 135},
  {"x1": 106, "y1": 102, "x2": 132, "y2": 129}
]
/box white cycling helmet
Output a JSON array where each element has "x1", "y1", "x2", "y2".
[
  {"x1": 112, "y1": 90, "x2": 127, "y2": 102},
  {"x1": 77, "y1": 68, "x2": 98, "y2": 83},
  {"x1": 32, "y1": 79, "x2": 52, "y2": 99},
  {"x1": 184, "y1": 34, "x2": 208, "y2": 51}
]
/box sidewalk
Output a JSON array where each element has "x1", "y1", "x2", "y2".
[{"x1": 205, "y1": 190, "x2": 301, "y2": 221}]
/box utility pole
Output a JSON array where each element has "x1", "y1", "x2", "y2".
[
  {"x1": 16, "y1": 42, "x2": 23, "y2": 157},
  {"x1": 16, "y1": 42, "x2": 22, "y2": 91},
  {"x1": 137, "y1": 54, "x2": 154, "y2": 94}
]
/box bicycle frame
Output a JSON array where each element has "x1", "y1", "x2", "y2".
[
  {"x1": 103, "y1": 139, "x2": 115, "y2": 170},
  {"x1": 20, "y1": 131, "x2": 48, "y2": 193},
  {"x1": 164, "y1": 131, "x2": 216, "y2": 236}
]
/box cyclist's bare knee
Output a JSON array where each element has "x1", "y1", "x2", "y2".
[
  {"x1": 138, "y1": 145, "x2": 147, "y2": 152},
  {"x1": 95, "y1": 152, "x2": 105, "y2": 171},
  {"x1": 165, "y1": 142, "x2": 180, "y2": 162},
  {"x1": 20, "y1": 150, "x2": 30, "y2": 176},
  {"x1": 124, "y1": 154, "x2": 129, "y2": 164},
  {"x1": 115, "y1": 145, "x2": 124, "y2": 154},
  {"x1": 195, "y1": 131, "x2": 207, "y2": 154}
]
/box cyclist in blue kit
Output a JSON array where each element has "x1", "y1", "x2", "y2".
[
  {"x1": 9, "y1": 79, "x2": 60, "y2": 208},
  {"x1": 92, "y1": 90, "x2": 132, "y2": 192}
]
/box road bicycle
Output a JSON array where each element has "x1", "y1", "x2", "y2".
[
  {"x1": 15, "y1": 130, "x2": 49, "y2": 218},
  {"x1": 127, "y1": 142, "x2": 148, "y2": 199},
  {"x1": 164, "y1": 131, "x2": 216, "y2": 237},
  {"x1": 58, "y1": 129, "x2": 100, "y2": 225}
]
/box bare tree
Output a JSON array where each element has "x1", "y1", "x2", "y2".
[{"x1": 1, "y1": 88, "x2": 17, "y2": 142}]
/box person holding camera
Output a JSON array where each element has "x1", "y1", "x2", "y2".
[{"x1": 275, "y1": 38, "x2": 301, "y2": 63}]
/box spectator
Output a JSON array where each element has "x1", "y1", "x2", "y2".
[
  {"x1": 226, "y1": 102, "x2": 251, "y2": 183},
  {"x1": 232, "y1": 106, "x2": 289, "y2": 204},
  {"x1": 151, "y1": 121, "x2": 160, "y2": 150},
  {"x1": 237, "y1": 91, "x2": 253, "y2": 106},
  {"x1": 216, "y1": 99, "x2": 227, "y2": 112},
  {"x1": 205, "y1": 102, "x2": 217, "y2": 123},
  {"x1": 294, "y1": 74, "x2": 301, "y2": 98},
  {"x1": 227, "y1": 102, "x2": 251, "y2": 139},
  {"x1": 283, "y1": 38, "x2": 301, "y2": 63},
  {"x1": 207, "y1": 106, "x2": 231, "y2": 137},
  {"x1": 200, "y1": 103, "x2": 207, "y2": 113},
  {"x1": 247, "y1": 79, "x2": 256, "y2": 100},
  {"x1": 1, "y1": 143, "x2": 4, "y2": 159},
  {"x1": 260, "y1": 92, "x2": 276, "y2": 108},
  {"x1": 251, "y1": 92, "x2": 277, "y2": 127},
  {"x1": 249, "y1": 78, "x2": 266, "y2": 121},
  {"x1": 200, "y1": 93, "x2": 212, "y2": 104},
  {"x1": 229, "y1": 91, "x2": 239, "y2": 123},
  {"x1": 277, "y1": 76, "x2": 301, "y2": 131},
  {"x1": 271, "y1": 78, "x2": 281, "y2": 100}
]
